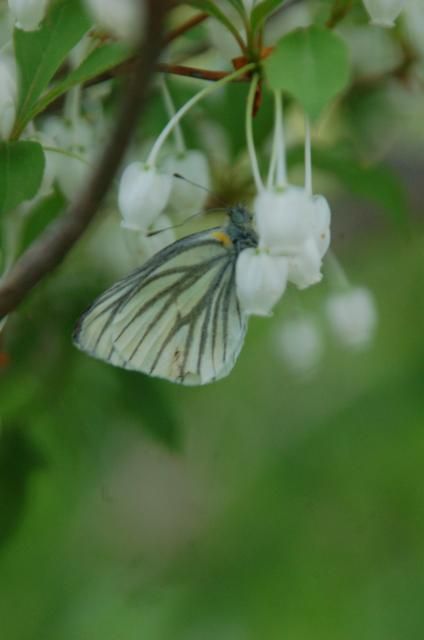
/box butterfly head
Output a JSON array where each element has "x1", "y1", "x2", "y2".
[{"x1": 227, "y1": 205, "x2": 258, "y2": 251}]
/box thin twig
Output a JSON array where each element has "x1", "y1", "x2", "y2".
[
  {"x1": 0, "y1": 0, "x2": 171, "y2": 317},
  {"x1": 164, "y1": 11, "x2": 209, "y2": 44}
]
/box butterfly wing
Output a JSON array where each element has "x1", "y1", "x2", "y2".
[{"x1": 73, "y1": 229, "x2": 247, "y2": 385}]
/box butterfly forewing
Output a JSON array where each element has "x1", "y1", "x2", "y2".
[{"x1": 73, "y1": 228, "x2": 247, "y2": 385}]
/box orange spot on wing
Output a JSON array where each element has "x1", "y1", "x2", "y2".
[{"x1": 212, "y1": 231, "x2": 233, "y2": 248}]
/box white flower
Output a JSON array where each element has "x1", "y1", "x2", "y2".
[
  {"x1": 276, "y1": 317, "x2": 323, "y2": 374},
  {"x1": 287, "y1": 236, "x2": 322, "y2": 289},
  {"x1": 362, "y1": 0, "x2": 405, "y2": 27},
  {"x1": 84, "y1": 0, "x2": 144, "y2": 41},
  {"x1": 0, "y1": 54, "x2": 17, "y2": 140},
  {"x1": 8, "y1": 0, "x2": 48, "y2": 31},
  {"x1": 254, "y1": 186, "x2": 331, "y2": 290},
  {"x1": 122, "y1": 214, "x2": 176, "y2": 262},
  {"x1": 118, "y1": 163, "x2": 172, "y2": 231},
  {"x1": 236, "y1": 249, "x2": 288, "y2": 316},
  {"x1": 325, "y1": 287, "x2": 378, "y2": 348},
  {"x1": 43, "y1": 116, "x2": 95, "y2": 201},
  {"x1": 162, "y1": 150, "x2": 210, "y2": 220}
]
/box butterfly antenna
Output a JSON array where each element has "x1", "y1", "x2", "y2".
[{"x1": 173, "y1": 173, "x2": 228, "y2": 208}]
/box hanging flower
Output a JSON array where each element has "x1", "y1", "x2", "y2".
[
  {"x1": 0, "y1": 55, "x2": 17, "y2": 140},
  {"x1": 118, "y1": 162, "x2": 172, "y2": 231},
  {"x1": 42, "y1": 116, "x2": 95, "y2": 201},
  {"x1": 236, "y1": 249, "x2": 289, "y2": 316},
  {"x1": 162, "y1": 150, "x2": 211, "y2": 220},
  {"x1": 8, "y1": 0, "x2": 49, "y2": 31},
  {"x1": 362, "y1": 0, "x2": 406, "y2": 27},
  {"x1": 276, "y1": 316, "x2": 323, "y2": 374},
  {"x1": 84, "y1": 0, "x2": 144, "y2": 41},
  {"x1": 254, "y1": 186, "x2": 331, "y2": 290},
  {"x1": 325, "y1": 287, "x2": 378, "y2": 348}
]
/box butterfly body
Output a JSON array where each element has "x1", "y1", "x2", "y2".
[{"x1": 73, "y1": 205, "x2": 257, "y2": 385}]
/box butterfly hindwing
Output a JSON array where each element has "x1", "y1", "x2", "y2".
[{"x1": 73, "y1": 229, "x2": 247, "y2": 385}]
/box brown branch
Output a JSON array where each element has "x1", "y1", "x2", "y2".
[
  {"x1": 164, "y1": 11, "x2": 209, "y2": 44},
  {"x1": 156, "y1": 62, "x2": 250, "y2": 82},
  {"x1": 0, "y1": 0, "x2": 171, "y2": 318}
]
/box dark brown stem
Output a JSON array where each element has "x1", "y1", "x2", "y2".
[
  {"x1": 164, "y1": 11, "x2": 209, "y2": 44},
  {"x1": 326, "y1": 0, "x2": 353, "y2": 29},
  {"x1": 0, "y1": 0, "x2": 171, "y2": 317},
  {"x1": 156, "y1": 62, "x2": 250, "y2": 82}
]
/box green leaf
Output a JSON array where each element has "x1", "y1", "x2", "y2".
[
  {"x1": 287, "y1": 144, "x2": 408, "y2": 225},
  {"x1": 0, "y1": 425, "x2": 45, "y2": 549},
  {"x1": 251, "y1": 0, "x2": 286, "y2": 32},
  {"x1": 13, "y1": 0, "x2": 91, "y2": 136},
  {"x1": 264, "y1": 26, "x2": 350, "y2": 120},
  {"x1": 224, "y1": 0, "x2": 247, "y2": 16},
  {"x1": 20, "y1": 189, "x2": 66, "y2": 254},
  {"x1": 187, "y1": 0, "x2": 245, "y2": 49},
  {"x1": 0, "y1": 141, "x2": 45, "y2": 214},
  {"x1": 27, "y1": 43, "x2": 130, "y2": 123}
]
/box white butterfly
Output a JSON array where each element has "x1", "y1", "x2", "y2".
[{"x1": 73, "y1": 206, "x2": 258, "y2": 385}]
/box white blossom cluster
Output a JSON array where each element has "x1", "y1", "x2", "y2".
[
  {"x1": 0, "y1": 0, "x2": 392, "y2": 359},
  {"x1": 236, "y1": 188, "x2": 331, "y2": 316}
]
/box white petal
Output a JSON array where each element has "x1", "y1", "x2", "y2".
[
  {"x1": 84, "y1": 0, "x2": 144, "y2": 41},
  {"x1": 8, "y1": 0, "x2": 48, "y2": 31},
  {"x1": 0, "y1": 55, "x2": 17, "y2": 139},
  {"x1": 311, "y1": 194, "x2": 331, "y2": 258},
  {"x1": 362, "y1": 0, "x2": 405, "y2": 27},
  {"x1": 276, "y1": 317, "x2": 323, "y2": 375},
  {"x1": 288, "y1": 236, "x2": 322, "y2": 290},
  {"x1": 255, "y1": 186, "x2": 315, "y2": 255},
  {"x1": 325, "y1": 287, "x2": 378, "y2": 348},
  {"x1": 118, "y1": 163, "x2": 172, "y2": 231},
  {"x1": 236, "y1": 249, "x2": 288, "y2": 317},
  {"x1": 162, "y1": 150, "x2": 210, "y2": 219}
]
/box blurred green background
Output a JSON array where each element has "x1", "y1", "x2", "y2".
[{"x1": 2, "y1": 3, "x2": 424, "y2": 639}]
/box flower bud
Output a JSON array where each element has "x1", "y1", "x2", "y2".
[
  {"x1": 362, "y1": 0, "x2": 405, "y2": 27},
  {"x1": 84, "y1": 0, "x2": 144, "y2": 41},
  {"x1": 236, "y1": 249, "x2": 288, "y2": 316},
  {"x1": 8, "y1": 0, "x2": 48, "y2": 31},
  {"x1": 276, "y1": 317, "x2": 323, "y2": 375},
  {"x1": 162, "y1": 150, "x2": 210, "y2": 220},
  {"x1": 0, "y1": 55, "x2": 17, "y2": 140},
  {"x1": 325, "y1": 287, "x2": 378, "y2": 348},
  {"x1": 118, "y1": 163, "x2": 172, "y2": 232}
]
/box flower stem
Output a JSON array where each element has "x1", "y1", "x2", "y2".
[
  {"x1": 159, "y1": 77, "x2": 186, "y2": 156},
  {"x1": 267, "y1": 91, "x2": 287, "y2": 189},
  {"x1": 246, "y1": 73, "x2": 264, "y2": 193},
  {"x1": 304, "y1": 114, "x2": 312, "y2": 196},
  {"x1": 148, "y1": 63, "x2": 256, "y2": 167}
]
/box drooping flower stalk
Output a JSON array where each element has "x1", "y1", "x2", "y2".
[
  {"x1": 159, "y1": 77, "x2": 186, "y2": 156},
  {"x1": 304, "y1": 114, "x2": 312, "y2": 197},
  {"x1": 267, "y1": 91, "x2": 287, "y2": 190},
  {"x1": 148, "y1": 63, "x2": 256, "y2": 168},
  {"x1": 245, "y1": 73, "x2": 264, "y2": 192}
]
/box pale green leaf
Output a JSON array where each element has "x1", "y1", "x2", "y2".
[{"x1": 264, "y1": 26, "x2": 350, "y2": 120}]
